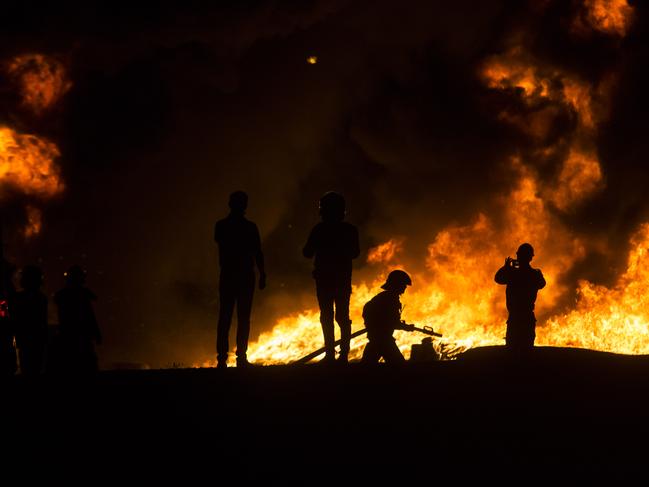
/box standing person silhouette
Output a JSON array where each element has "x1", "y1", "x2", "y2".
[
  {"x1": 494, "y1": 243, "x2": 546, "y2": 354},
  {"x1": 303, "y1": 192, "x2": 360, "y2": 364},
  {"x1": 54, "y1": 265, "x2": 102, "y2": 373},
  {"x1": 214, "y1": 191, "x2": 266, "y2": 369},
  {"x1": 14, "y1": 265, "x2": 48, "y2": 376}
]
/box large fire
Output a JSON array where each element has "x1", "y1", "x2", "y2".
[{"x1": 194, "y1": 1, "x2": 641, "y2": 367}]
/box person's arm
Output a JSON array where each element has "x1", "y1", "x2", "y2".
[
  {"x1": 87, "y1": 290, "x2": 102, "y2": 344},
  {"x1": 536, "y1": 269, "x2": 546, "y2": 290},
  {"x1": 254, "y1": 224, "x2": 266, "y2": 290},
  {"x1": 40, "y1": 295, "x2": 48, "y2": 334},
  {"x1": 494, "y1": 257, "x2": 512, "y2": 284},
  {"x1": 303, "y1": 226, "x2": 317, "y2": 258},
  {"x1": 389, "y1": 298, "x2": 406, "y2": 331},
  {"x1": 214, "y1": 221, "x2": 221, "y2": 243}
]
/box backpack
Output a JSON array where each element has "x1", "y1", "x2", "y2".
[{"x1": 362, "y1": 294, "x2": 383, "y2": 331}]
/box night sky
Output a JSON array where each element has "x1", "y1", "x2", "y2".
[{"x1": 1, "y1": 0, "x2": 647, "y2": 368}]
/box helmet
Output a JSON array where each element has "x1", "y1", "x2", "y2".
[
  {"x1": 381, "y1": 270, "x2": 412, "y2": 290},
  {"x1": 516, "y1": 243, "x2": 534, "y2": 261}
]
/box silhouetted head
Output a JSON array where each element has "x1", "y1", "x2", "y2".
[
  {"x1": 228, "y1": 191, "x2": 248, "y2": 215},
  {"x1": 381, "y1": 269, "x2": 412, "y2": 294},
  {"x1": 20, "y1": 265, "x2": 43, "y2": 291},
  {"x1": 516, "y1": 243, "x2": 535, "y2": 264},
  {"x1": 65, "y1": 265, "x2": 86, "y2": 287},
  {"x1": 319, "y1": 191, "x2": 345, "y2": 222}
]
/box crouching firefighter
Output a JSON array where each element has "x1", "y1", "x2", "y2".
[{"x1": 361, "y1": 270, "x2": 414, "y2": 364}]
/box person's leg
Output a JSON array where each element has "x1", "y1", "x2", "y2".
[
  {"x1": 236, "y1": 273, "x2": 255, "y2": 365},
  {"x1": 217, "y1": 277, "x2": 236, "y2": 365},
  {"x1": 506, "y1": 315, "x2": 534, "y2": 359},
  {"x1": 316, "y1": 280, "x2": 336, "y2": 361},
  {"x1": 334, "y1": 282, "x2": 352, "y2": 361},
  {"x1": 361, "y1": 340, "x2": 381, "y2": 363},
  {"x1": 382, "y1": 338, "x2": 406, "y2": 364}
]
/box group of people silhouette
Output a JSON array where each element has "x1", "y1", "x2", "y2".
[
  {"x1": 0, "y1": 189, "x2": 545, "y2": 375},
  {"x1": 215, "y1": 190, "x2": 546, "y2": 367},
  {"x1": 0, "y1": 260, "x2": 101, "y2": 376}
]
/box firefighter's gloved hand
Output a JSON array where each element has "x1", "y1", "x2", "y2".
[
  {"x1": 259, "y1": 273, "x2": 267, "y2": 290},
  {"x1": 402, "y1": 323, "x2": 415, "y2": 331}
]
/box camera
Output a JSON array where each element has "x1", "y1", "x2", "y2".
[{"x1": 511, "y1": 259, "x2": 520, "y2": 268}]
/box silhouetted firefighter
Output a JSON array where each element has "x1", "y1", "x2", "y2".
[
  {"x1": 495, "y1": 243, "x2": 546, "y2": 353},
  {"x1": 14, "y1": 266, "x2": 48, "y2": 376},
  {"x1": 303, "y1": 192, "x2": 360, "y2": 364},
  {"x1": 361, "y1": 270, "x2": 414, "y2": 364},
  {"x1": 54, "y1": 265, "x2": 102, "y2": 373},
  {"x1": 214, "y1": 191, "x2": 266, "y2": 369}
]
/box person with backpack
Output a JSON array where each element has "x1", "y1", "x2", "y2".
[
  {"x1": 361, "y1": 270, "x2": 414, "y2": 364},
  {"x1": 303, "y1": 192, "x2": 360, "y2": 364}
]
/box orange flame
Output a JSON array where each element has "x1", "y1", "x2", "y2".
[
  {"x1": 583, "y1": 0, "x2": 633, "y2": 36},
  {"x1": 367, "y1": 238, "x2": 404, "y2": 264},
  {"x1": 0, "y1": 126, "x2": 64, "y2": 199},
  {"x1": 548, "y1": 149, "x2": 603, "y2": 211},
  {"x1": 541, "y1": 224, "x2": 649, "y2": 353},
  {"x1": 7, "y1": 54, "x2": 72, "y2": 115}
]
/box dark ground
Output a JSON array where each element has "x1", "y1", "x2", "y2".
[{"x1": 5, "y1": 346, "x2": 649, "y2": 482}]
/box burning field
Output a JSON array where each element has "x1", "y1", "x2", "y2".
[
  {"x1": 1, "y1": 1, "x2": 648, "y2": 370},
  {"x1": 223, "y1": 0, "x2": 647, "y2": 366}
]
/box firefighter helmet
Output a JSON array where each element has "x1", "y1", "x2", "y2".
[{"x1": 381, "y1": 270, "x2": 412, "y2": 290}]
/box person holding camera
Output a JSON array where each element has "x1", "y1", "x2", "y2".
[{"x1": 494, "y1": 243, "x2": 546, "y2": 353}]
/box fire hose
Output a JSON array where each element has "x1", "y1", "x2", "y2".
[{"x1": 293, "y1": 325, "x2": 442, "y2": 365}]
